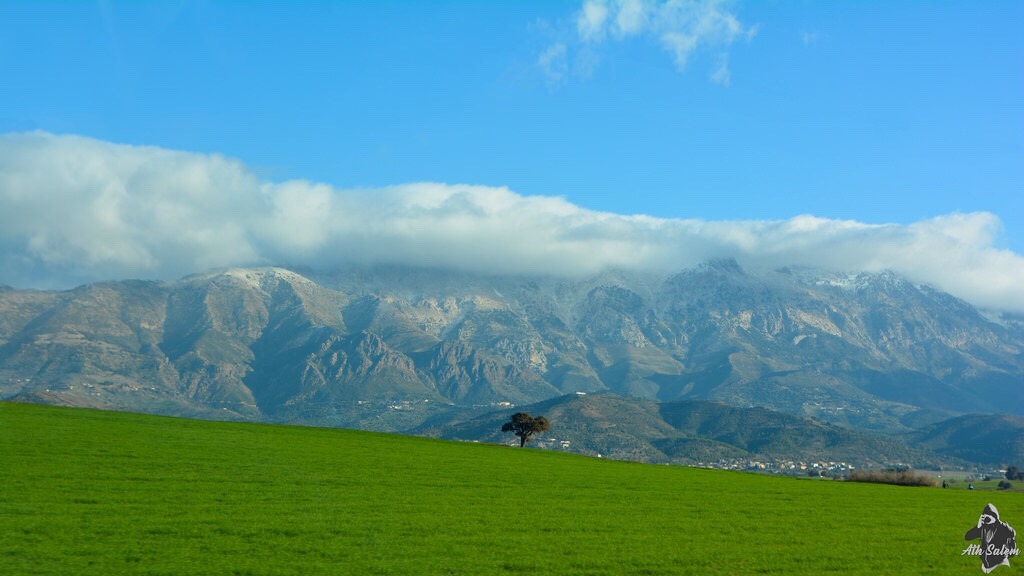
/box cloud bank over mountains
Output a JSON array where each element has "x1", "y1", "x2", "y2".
[{"x1": 2, "y1": 131, "x2": 1023, "y2": 312}]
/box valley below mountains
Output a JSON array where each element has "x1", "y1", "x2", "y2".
[{"x1": 1, "y1": 261, "x2": 1022, "y2": 469}]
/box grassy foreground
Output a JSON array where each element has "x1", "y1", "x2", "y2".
[{"x1": 1, "y1": 402, "x2": 1021, "y2": 575}]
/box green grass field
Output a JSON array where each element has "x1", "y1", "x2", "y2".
[{"x1": 1, "y1": 402, "x2": 1021, "y2": 575}]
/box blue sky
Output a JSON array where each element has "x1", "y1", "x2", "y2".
[{"x1": 0, "y1": 1, "x2": 1022, "y2": 309}]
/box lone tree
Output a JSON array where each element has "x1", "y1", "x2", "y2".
[{"x1": 501, "y1": 412, "x2": 550, "y2": 447}]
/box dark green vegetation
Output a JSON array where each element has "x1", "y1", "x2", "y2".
[
  {"x1": 912, "y1": 413, "x2": 1024, "y2": 465},
  {"x1": 2, "y1": 402, "x2": 1022, "y2": 575},
  {"x1": 500, "y1": 412, "x2": 550, "y2": 447},
  {"x1": 1007, "y1": 465, "x2": 1023, "y2": 481}
]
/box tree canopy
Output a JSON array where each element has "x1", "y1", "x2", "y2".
[
  {"x1": 501, "y1": 412, "x2": 550, "y2": 447},
  {"x1": 1006, "y1": 465, "x2": 1023, "y2": 481}
]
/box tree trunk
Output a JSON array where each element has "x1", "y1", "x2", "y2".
[{"x1": 519, "y1": 435, "x2": 526, "y2": 447}]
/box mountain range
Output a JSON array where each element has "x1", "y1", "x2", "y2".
[{"x1": 1, "y1": 261, "x2": 1021, "y2": 467}]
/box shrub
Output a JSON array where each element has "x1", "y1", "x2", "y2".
[
  {"x1": 847, "y1": 469, "x2": 938, "y2": 487},
  {"x1": 998, "y1": 480, "x2": 1013, "y2": 490}
]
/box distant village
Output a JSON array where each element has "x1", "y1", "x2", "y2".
[
  {"x1": 508, "y1": 432, "x2": 858, "y2": 477},
  {"x1": 692, "y1": 457, "x2": 856, "y2": 477}
]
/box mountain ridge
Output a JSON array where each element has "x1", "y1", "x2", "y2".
[
  {"x1": 1, "y1": 262, "x2": 1021, "y2": 465},
  {"x1": 415, "y1": 391, "x2": 967, "y2": 470}
]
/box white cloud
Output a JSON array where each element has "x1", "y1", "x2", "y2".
[
  {"x1": 0, "y1": 132, "x2": 262, "y2": 286},
  {"x1": 801, "y1": 31, "x2": 822, "y2": 45},
  {"x1": 709, "y1": 54, "x2": 731, "y2": 85},
  {"x1": 615, "y1": 0, "x2": 649, "y2": 36},
  {"x1": 2, "y1": 132, "x2": 1023, "y2": 312},
  {"x1": 538, "y1": 43, "x2": 569, "y2": 82},
  {"x1": 577, "y1": 1, "x2": 610, "y2": 42},
  {"x1": 552, "y1": 0, "x2": 755, "y2": 80}
]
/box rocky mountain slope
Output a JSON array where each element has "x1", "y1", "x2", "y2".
[{"x1": 1, "y1": 262, "x2": 1021, "y2": 462}]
